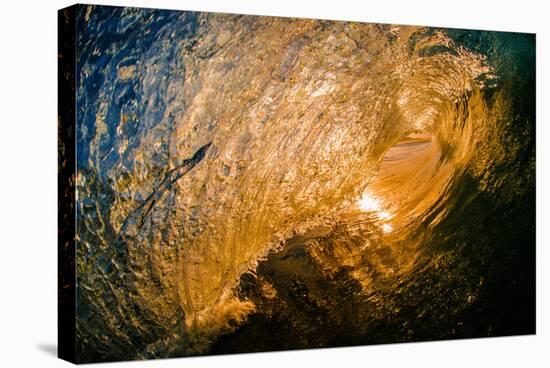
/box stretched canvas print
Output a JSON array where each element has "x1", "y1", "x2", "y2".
[{"x1": 58, "y1": 4, "x2": 536, "y2": 364}]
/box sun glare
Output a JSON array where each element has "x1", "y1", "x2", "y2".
[
  {"x1": 357, "y1": 191, "x2": 394, "y2": 233},
  {"x1": 381, "y1": 223, "x2": 393, "y2": 233},
  {"x1": 357, "y1": 193, "x2": 381, "y2": 212}
]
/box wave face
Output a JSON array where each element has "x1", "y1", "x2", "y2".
[{"x1": 74, "y1": 5, "x2": 535, "y2": 362}]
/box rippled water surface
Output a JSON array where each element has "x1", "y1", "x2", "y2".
[{"x1": 73, "y1": 5, "x2": 535, "y2": 362}]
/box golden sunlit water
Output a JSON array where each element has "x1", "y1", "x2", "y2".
[{"x1": 69, "y1": 5, "x2": 535, "y2": 362}]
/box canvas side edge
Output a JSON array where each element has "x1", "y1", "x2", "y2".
[{"x1": 58, "y1": 4, "x2": 77, "y2": 364}]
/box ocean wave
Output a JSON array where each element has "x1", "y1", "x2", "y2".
[{"x1": 74, "y1": 5, "x2": 535, "y2": 361}]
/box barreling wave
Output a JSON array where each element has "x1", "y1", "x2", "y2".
[{"x1": 74, "y1": 5, "x2": 535, "y2": 362}]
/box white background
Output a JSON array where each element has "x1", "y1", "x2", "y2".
[{"x1": 0, "y1": 0, "x2": 548, "y2": 366}]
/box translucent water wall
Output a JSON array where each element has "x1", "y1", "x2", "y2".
[{"x1": 74, "y1": 6, "x2": 535, "y2": 361}]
